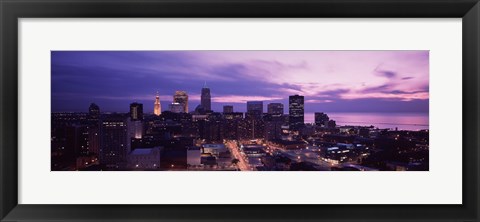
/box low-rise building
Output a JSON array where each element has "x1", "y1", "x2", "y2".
[
  {"x1": 187, "y1": 146, "x2": 201, "y2": 166},
  {"x1": 268, "y1": 139, "x2": 307, "y2": 150},
  {"x1": 202, "y1": 144, "x2": 228, "y2": 156},
  {"x1": 127, "y1": 147, "x2": 161, "y2": 170}
]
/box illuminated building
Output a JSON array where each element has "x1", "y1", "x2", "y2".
[
  {"x1": 128, "y1": 103, "x2": 144, "y2": 152},
  {"x1": 223, "y1": 112, "x2": 243, "y2": 140},
  {"x1": 127, "y1": 147, "x2": 161, "y2": 170},
  {"x1": 169, "y1": 102, "x2": 184, "y2": 113},
  {"x1": 264, "y1": 114, "x2": 284, "y2": 140},
  {"x1": 269, "y1": 139, "x2": 306, "y2": 150},
  {"x1": 201, "y1": 82, "x2": 211, "y2": 111},
  {"x1": 202, "y1": 144, "x2": 228, "y2": 157},
  {"x1": 154, "y1": 92, "x2": 162, "y2": 116},
  {"x1": 224, "y1": 112, "x2": 243, "y2": 120},
  {"x1": 87, "y1": 103, "x2": 100, "y2": 155},
  {"x1": 289, "y1": 95, "x2": 304, "y2": 130},
  {"x1": 130, "y1": 102, "x2": 143, "y2": 121},
  {"x1": 281, "y1": 124, "x2": 291, "y2": 140},
  {"x1": 127, "y1": 118, "x2": 143, "y2": 146},
  {"x1": 247, "y1": 101, "x2": 263, "y2": 119},
  {"x1": 267, "y1": 103, "x2": 284, "y2": 116},
  {"x1": 244, "y1": 117, "x2": 264, "y2": 139},
  {"x1": 173, "y1": 91, "x2": 189, "y2": 113},
  {"x1": 187, "y1": 146, "x2": 202, "y2": 166},
  {"x1": 223, "y1": 105, "x2": 233, "y2": 113},
  {"x1": 244, "y1": 101, "x2": 265, "y2": 139},
  {"x1": 199, "y1": 113, "x2": 224, "y2": 142},
  {"x1": 100, "y1": 114, "x2": 128, "y2": 168}
]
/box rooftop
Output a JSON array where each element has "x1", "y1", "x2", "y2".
[
  {"x1": 188, "y1": 146, "x2": 201, "y2": 151},
  {"x1": 270, "y1": 139, "x2": 307, "y2": 145},
  {"x1": 130, "y1": 148, "x2": 158, "y2": 155},
  {"x1": 203, "y1": 144, "x2": 226, "y2": 149}
]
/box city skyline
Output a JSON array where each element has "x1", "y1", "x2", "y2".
[
  {"x1": 51, "y1": 51, "x2": 429, "y2": 171},
  {"x1": 52, "y1": 51, "x2": 429, "y2": 113}
]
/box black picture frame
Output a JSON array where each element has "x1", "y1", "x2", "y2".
[{"x1": 1, "y1": 0, "x2": 479, "y2": 221}]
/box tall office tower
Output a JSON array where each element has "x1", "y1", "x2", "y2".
[
  {"x1": 201, "y1": 82, "x2": 211, "y2": 111},
  {"x1": 264, "y1": 120, "x2": 283, "y2": 140},
  {"x1": 173, "y1": 91, "x2": 189, "y2": 113},
  {"x1": 267, "y1": 103, "x2": 284, "y2": 116},
  {"x1": 130, "y1": 102, "x2": 144, "y2": 121},
  {"x1": 128, "y1": 103, "x2": 144, "y2": 152},
  {"x1": 289, "y1": 95, "x2": 304, "y2": 130},
  {"x1": 88, "y1": 103, "x2": 100, "y2": 120},
  {"x1": 314, "y1": 112, "x2": 329, "y2": 127},
  {"x1": 246, "y1": 101, "x2": 263, "y2": 118},
  {"x1": 154, "y1": 92, "x2": 161, "y2": 116},
  {"x1": 223, "y1": 105, "x2": 233, "y2": 113},
  {"x1": 127, "y1": 118, "x2": 143, "y2": 152},
  {"x1": 169, "y1": 102, "x2": 184, "y2": 113},
  {"x1": 100, "y1": 114, "x2": 128, "y2": 169},
  {"x1": 87, "y1": 103, "x2": 101, "y2": 156},
  {"x1": 223, "y1": 113, "x2": 242, "y2": 140}
]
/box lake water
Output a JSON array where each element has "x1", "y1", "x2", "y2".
[{"x1": 304, "y1": 112, "x2": 429, "y2": 131}]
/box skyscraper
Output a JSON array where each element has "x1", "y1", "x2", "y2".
[
  {"x1": 128, "y1": 103, "x2": 143, "y2": 152},
  {"x1": 289, "y1": 95, "x2": 304, "y2": 130},
  {"x1": 223, "y1": 105, "x2": 233, "y2": 113},
  {"x1": 100, "y1": 114, "x2": 128, "y2": 168},
  {"x1": 247, "y1": 101, "x2": 263, "y2": 118},
  {"x1": 169, "y1": 102, "x2": 184, "y2": 113},
  {"x1": 201, "y1": 82, "x2": 211, "y2": 112},
  {"x1": 154, "y1": 92, "x2": 161, "y2": 116},
  {"x1": 173, "y1": 91, "x2": 189, "y2": 113},
  {"x1": 87, "y1": 103, "x2": 100, "y2": 156},
  {"x1": 267, "y1": 103, "x2": 284, "y2": 116},
  {"x1": 130, "y1": 102, "x2": 143, "y2": 121}
]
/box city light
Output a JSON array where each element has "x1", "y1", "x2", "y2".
[{"x1": 51, "y1": 51, "x2": 429, "y2": 171}]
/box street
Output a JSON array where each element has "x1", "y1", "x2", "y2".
[{"x1": 225, "y1": 140, "x2": 251, "y2": 171}]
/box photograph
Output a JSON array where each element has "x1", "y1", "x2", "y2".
[{"x1": 51, "y1": 50, "x2": 429, "y2": 171}]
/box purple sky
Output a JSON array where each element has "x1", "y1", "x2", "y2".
[{"x1": 51, "y1": 51, "x2": 429, "y2": 113}]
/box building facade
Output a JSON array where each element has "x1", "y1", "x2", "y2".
[
  {"x1": 154, "y1": 92, "x2": 162, "y2": 116},
  {"x1": 169, "y1": 102, "x2": 184, "y2": 113},
  {"x1": 127, "y1": 147, "x2": 161, "y2": 170},
  {"x1": 246, "y1": 101, "x2": 263, "y2": 119},
  {"x1": 173, "y1": 91, "x2": 189, "y2": 113},
  {"x1": 201, "y1": 83, "x2": 211, "y2": 111},
  {"x1": 130, "y1": 102, "x2": 143, "y2": 121},
  {"x1": 223, "y1": 105, "x2": 233, "y2": 113},
  {"x1": 267, "y1": 103, "x2": 284, "y2": 116},
  {"x1": 289, "y1": 95, "x2": 304, "y2": 130},
  {"x1": 314, "y1": 112, "x2": 329, "y2": 127},
  {"x1": 100, "y1": 114, "x2": 128, "y2": 168}
]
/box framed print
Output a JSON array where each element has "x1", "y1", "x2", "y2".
[{"x1": 1, "y1": 0, "x2": 479, "y2": 221}]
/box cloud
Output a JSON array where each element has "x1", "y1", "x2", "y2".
[
  {"x1": 305, "y1": 99, "x2": 334, "y2": 103},
  {"x1": 383, "y1": 90, "x2": 428, "y2": 95},
  {"x1": 51, "y1": 51, "x2": 429, "y2": 112},
  {"x1": 212, "y1": 95, "x2": 283, "y2": 103},
  {"x1": 374, "y1": 68, "x2": 397, "y2": 79},
  {"x1": 342, "y1": 92, "x2": 429, "y2": 101},
  {"x1": 360, "y1": 84, "x2": 395, "y2": 93},
  {"x1": 316, "y1": 89, "x2": 351, "y2": 97}
]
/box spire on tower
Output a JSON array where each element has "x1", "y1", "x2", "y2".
[
  {"x1": 204, "y1": 81, "x2": 208, "y2": 88},
  {"x1": 154, "y1": 91, "x2": 161, "y2": 116}
]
